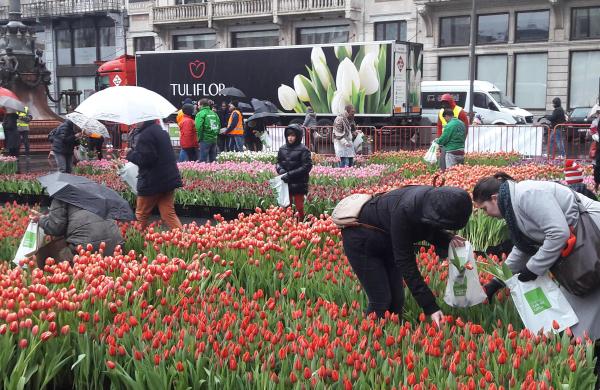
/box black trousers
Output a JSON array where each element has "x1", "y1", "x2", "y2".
[
  {"x1": 183, "y1": 147, "x2": 198, "y2": 161},
  {"x1": 88, "y1": 137, "x2": 104, "y2": 160},
  {"x1": 341, "y1": 226, "x2": 404, "y2": 318},
  {"x1": 594, "y1": 142, "x2": 600, "y2": 187}
]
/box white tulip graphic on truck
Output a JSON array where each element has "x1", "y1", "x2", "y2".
[{"x1": 277, "y1": 44, "x2": 392, "y2": 115}]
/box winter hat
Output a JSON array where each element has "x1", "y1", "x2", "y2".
[
  {"x1": 564, "y1": 159, "x2": 583, "y2": 185},
  {"x1": 182, "y1": 104, "x2": 195, "y2": 117},
  {"x1": 420, "y1": 187, "x2": 472, "y2": 231},
  {"x1": 182, "y1": 98, "x2": 193, "y2": 106}
]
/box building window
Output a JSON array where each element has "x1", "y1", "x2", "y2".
[
  {"x1": 439, "y1": 16, "x2": 470, "y2": 47},
  {"x1": 54, "y1": 17, "x2": 116, "y2": 66},
  {"x1": 73, "y1": 23, "x2": 96, "y2": 65},
  {"x1": 439, "y1": 56, "x2": 469, "y2": 80},
  {"x1": 477, "y1": 13, "x2": 508, "y2": 44},
  {"x1": 55, "y1": 28, "x2": 71, "y2": 66},
  {"x1": 570, "y1": 51, "x2": 600, "y2": 108},
  {"x1": 232, "y1": 30, "x2": 279, "y2": 48},
  {"x1": 571, "y1": 7, "x2": 600, "y2": 40},
  {"x1": 476, "y1": 55, "x2": 507, "y2": 94},
  {"x1": 173, "y1": 34, "x2": 216, "y2": 50},
  {"x1": 374, "y1": 21, "x2": 407, "y2": 41},
  {"x1": 134, "y1": 36, "x2": 155, "y2": 53},
  {"x1": 515, "y1": 10, "x2": 549, "y2": 42},
  {"x1": 514, "y1": 53, "x2": 547, "y2": 109},
  {"x1": 297, "y1": 25, "x2": 349, "y2": 45},
  {"x1": 57, "y1": 76, "x2": 96, "y2": 113}
]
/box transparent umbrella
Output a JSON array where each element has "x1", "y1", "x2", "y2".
[{"x1": 66, "y1": 112, "x2": 110, "y2": 138}]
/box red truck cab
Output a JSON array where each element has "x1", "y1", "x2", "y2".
[{"x1": 96, "y1": 54, "x2": 136, "y2": 90}]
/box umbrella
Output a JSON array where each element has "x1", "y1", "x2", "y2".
[
  {"x1": 251, "y1": 98, "x2": 279, "y2": 114},
  {"x1": 219, "y1": 87, "x2": 246, "y2": 98},
  {"x1": 38, "y1": 172, "x2": 135, "y2": 221},
  {"x1": 66, "y1": 112, "x2": 110, "y2": 139},
  {"x1": 263, "y1": 100, "x2": 278, "y2": 113},
  {"x1": 238, "y1": 102, "x2": 252, "y2": 112},
  {"x1": 247, "y1": 111, "x2": 280, "y2": 123},
  {"x1": 0, "y1": 95, "x2": 25, "y2": 112},
  {"x1": 74, "y1": 86, "x2": 177, "y2": 125}
]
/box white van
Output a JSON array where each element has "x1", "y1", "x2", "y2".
[{"x1": 421, "y1": 80, "x2": 534, "y2": 125}]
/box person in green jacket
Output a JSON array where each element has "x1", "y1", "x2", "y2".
[
  {"x1": 435, "y1": 109, "x2": 466, "y2": 170},
  {"x1": 195, "y1": 98, "x2": 221, "y2": 163}
]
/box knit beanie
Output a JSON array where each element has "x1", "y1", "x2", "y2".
[{"x1": 564, "y1": 159, "x2": 583, "y2": 185}]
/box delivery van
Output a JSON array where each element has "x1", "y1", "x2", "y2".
[{"x1": 421, "y1": 80, "x2": 534, "y2": 125}]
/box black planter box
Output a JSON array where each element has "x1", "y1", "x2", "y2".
[{"x1": 0, "y1": 192, "x2": 50, "y2": 206}]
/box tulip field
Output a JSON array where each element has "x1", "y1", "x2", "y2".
[{"x1": 0, "y1": 151, "x2": 598, "y2": 388}]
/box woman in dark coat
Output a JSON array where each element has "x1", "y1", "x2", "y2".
[
  {"x1": 276, "y1": 124, "x2": 312, "y2": 220},
  {"x1": 126, "y1": 120, "x2": 183, "y2": 230},
  {"x1": 49, "y1": 120, "x2": 80, "y2": 173},
  {"x1": 2, "y1": 112, "x2": 19, "y2": 157},
  {"x1": 340, "y1": 186, "x2": 472, "y2": 325}
]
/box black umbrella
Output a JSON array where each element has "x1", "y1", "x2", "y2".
[
  {"x1": 238, "y1": 102, "x2": 253, "y2": 112},
  {"x1": 263, "y1": 100, "x2": 279, "y2": 113},
  {"x1": 251, "y1": 98, "x2": 278, "y2": 113},
  {"x1": 219, "y1": 87, "x2": 246, "y2": 98},
  {"x1": 38, "y1": 172, "x2": 135, "y2": 221},
  {"x1": 247, "y1": 111, "x2": 280, "y2": 124}
]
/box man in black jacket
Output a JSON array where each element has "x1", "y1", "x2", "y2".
[
  {"x1": 126, "y1": 120, "x2": 183, "y2": 230},
  {"x1": 340, "y1": 186, "x2": 472, "y2": 325},
  {"x1": 546, "y1": 97, "x2": 566, "y2": 157},
  {"x1": 48, "y1": 120, "x2": 81, "y2": 173}
]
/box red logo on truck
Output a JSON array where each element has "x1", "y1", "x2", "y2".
[{"x1": 189, "y1": 60, "x2": 206, "y2": 79}]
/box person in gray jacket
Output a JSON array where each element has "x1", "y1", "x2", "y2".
[
  {"x1": 473, "y1": 173, "x2": 600, "y2": 386},
  {"x1": 31, "y1": 199, "x2": 123, "y2": 259}
]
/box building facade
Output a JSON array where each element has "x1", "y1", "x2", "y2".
[{"x1": 0, "y1": 0, "x2": 127, "y2": 113}]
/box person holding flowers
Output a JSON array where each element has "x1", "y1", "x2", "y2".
[
  {"x1": 276, "y1": 124, "x2": 312, "y2": 221},
  {"x1": 340, "y1": 186, "x2": 472, "y2": 326},
  {"x1": 333, "y1": 104, "x2": 357, "y2": 168}
]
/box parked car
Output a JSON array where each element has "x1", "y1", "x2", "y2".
[{"x1": 566, "y1": 106, "x2": 593, "y2": 142}]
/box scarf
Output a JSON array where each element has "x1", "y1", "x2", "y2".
[
  {"x1": 497, "y1": 181, "x2": 539, "y2": 256},
  {"x1": 333, "y1": 112, "x2": 355, "y2": 141}
]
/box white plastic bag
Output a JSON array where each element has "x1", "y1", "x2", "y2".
[
  {"x1": 0, "y1": 124, "x2": 4, "y2": 140},
  {"x1": 423, "y1": 142, "x2": 439, "y2": 164},
  {"x1": 13, "y1": 221, "x2": 44, "y2": 266},
  {"x1": 505, "y1": 274, "x2": 578, "y2": 334},
  {"x1": 269, "y1": 175, "x2": 290, "y2": 207},
  {"x1": 75, "y1": 145, "x2": 90, "y2": 162},
  {"x1": 353, "y1": 132, "x2": 364, "y2": 152},
  {"x1": 118, "y1": 162, "x2": 139, "y2": 195},
  {"x1": 443, "y1": 241, "x2": 487, "y2": 307},
  {"x1": 259, "y1": 131, "x2": 272, "y2": 149}
]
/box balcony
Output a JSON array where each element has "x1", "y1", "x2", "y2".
[
  {"x1": 20, "y1": 0, "x2": 123, "y2": 19},
  {"x1": 128, "y1": 0, "x2": 154, "y2": 15},
  {"x1": 152, "y1": 0, "x2": 361, "y2": 26}
]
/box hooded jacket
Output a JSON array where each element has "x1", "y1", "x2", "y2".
[
  {"x1": 436, "y1": 95, "x2": 469, "y2": 137},
  {"x1": 49, "y1": 120, "x2": 79, "y2": 155},
  {"x1": 126, "y1": 121, "x2": 183, "y2": 196},
  {"x1": 179, "y1": 104, "x2": 198, "y2": 149},
  {"x1": 548, "y1": 98, "x2": 566, "y2": 129},
  {"x1": 303, "y1": 107, "x2": 317, "y2": 129},
  {"x1": 276, "y1": 125, "x2": 312, "y2": 195},
  {"x1": 357, "y1": 186, "x2": 472, "y2": 314}
]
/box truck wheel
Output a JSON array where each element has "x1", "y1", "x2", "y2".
[{"x1": 317, "y1": 119, "x2": 333, "y2": 127}]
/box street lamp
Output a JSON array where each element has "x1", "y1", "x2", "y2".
[{"x1": 468, "y1": 0, "x2": 477, "y2": 121}]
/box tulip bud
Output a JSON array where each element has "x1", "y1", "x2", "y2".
[
  {"x1": 335, "y1": 58, "x2": 360, "y2": 98},
  {"x1": 293, "y1": 75, "x2": 312, "y2": 102},
  {"x1": 334, "y1": 45, "x2": 352, "y2": 61},
  {"x1": 314, "y1": 61, "x2": 332, "y2": 90},
  {"x1": 310, "y1": 47, "x2": 326, "y2": 68},
  {"x1": 331, "y1": 91, "x2": 350, "y2": 115},
  {"x1": 358, "y1": 53, "x2": 379, "y2": 95},
  {"x1": 278, "y1": 84, "x2": 299, "y2": 111},
  {"x1": 364, "y1": 43, "x2": 380, "y2": 57}
]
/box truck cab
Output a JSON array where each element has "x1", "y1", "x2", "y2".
[{"x1": 96, "y1": 55, "x2": 136, "y2": 91}]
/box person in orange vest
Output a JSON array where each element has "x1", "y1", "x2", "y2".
[
  {"x1": 221, "y1": 101, "x2": 244, "y2": 152},
  {"x1": 436, "y1": 94, "x2": 469, "y2": 170},
  {"x1": 176, "y1": 98, "x2": 193, "y2": 126}
]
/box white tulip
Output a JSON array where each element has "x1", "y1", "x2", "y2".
[
  {"x1": 359, "y1": 53, "x2": 379, "y2": 95},
  {"x1": 334, "y1": 45, "x2": 352, "y2": 60},
  {"x1": 364, "y1": 44, "x2": 380, "y2": 57},
  {"x1": 331, "y1": 90, "x2": 350, "y2": 115},
  {"x1": 335, "y1": 58, "x2": 360, "y2": 98},
  {"x1": 278, "y1": 84, "x2": 299, "y2": 111},
  {"x1": 293, "y1": 75, "x2": 311, "y2": 102},
  {"x1": 314, "y1": 60, "x2": 331, "y2": 90},
  {"x1": 311, "y1": 47, "x2": 326, "y2": 67}
]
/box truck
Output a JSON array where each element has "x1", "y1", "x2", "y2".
[{"x1": 96, "y1": 41, "x2": 423, "y2": 127}]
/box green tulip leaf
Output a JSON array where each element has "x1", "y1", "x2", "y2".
[
  {"x1": 327, "y1": 84, "x2": 335, "y2": 108},
  {"x1": 300, "y1": 76, "x2": 326, "y2": 113},
  {"x1": 358, "y1": 89, "x2": 366, "y2": 113}
]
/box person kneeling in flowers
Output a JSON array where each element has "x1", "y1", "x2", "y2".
[
  {"x1": 473, "y1": 173, "x2": 600, "y2": 386},
  {"x1": 340, "y1": 186, "x2": 472, "y2": 326},
  {"x1": 276, "y1": 124, "x2": 312, "y2": 221}
]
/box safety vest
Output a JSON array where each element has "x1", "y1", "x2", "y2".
[
  {"x1": 227, "y1": 110, "x2": 244, "y2": 136},
  {"x1": 17, "y1": 106, "x2": 30, "y2": 128},
  {"x1": 439, "y1": 105, "x2": 462, "y2": 126}
]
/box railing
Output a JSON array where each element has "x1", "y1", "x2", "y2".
[
  {"x1": 548, "y1": 123, "x2": 595, "y2": 160},
  {"x1": 20, "y1": 0, "x2": 123, "y2": 18},
  {"x1": 278, "y1": 0, "x2": 345, "y2": 13},
  {"x1": 213, "y1": 0, "x2": 272, "y2": 18},
  {"x1": 153, "y1": 3, "x2": 208, "y2": 23},
  {"x1": 128, "y1": 0, "x2": 154, "y2": 13}
]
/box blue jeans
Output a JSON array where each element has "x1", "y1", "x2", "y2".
[
  {"x1": 199, "y1": 142, "x2": 217, "y2": 163},
  {"x1": 229, "y1": 135, "x2": 244, "y2": 152},
  {"x1": 178, "y1": 149, "x2": 187, "y2": 162},
  {"x1": 552, "y1": 130, "x2": 565, "y2": 157},
  {"x1": 339, "y1": 157, "x2": 354, "y2": 168}
]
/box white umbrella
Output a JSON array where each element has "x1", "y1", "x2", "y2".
[
  {"x1": 66, "y1": 112, "x2": 110, "y2": 139},
  {"x1": 74, "y1": 86, "x2": 177, "y2": 125}
]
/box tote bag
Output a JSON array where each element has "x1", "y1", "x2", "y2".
[{"x1": 443, "y1": 241, "x2": 487, "y2": 307}]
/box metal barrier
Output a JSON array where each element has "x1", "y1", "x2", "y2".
[
  {"x1": 548, "y1": 123, "x2": 594, "y2": 160},
  {"x1": 466, "y1": 125, "x2": 548, "y2": 157},
  {"x1": 376, "y1": 126, "x2": 436, "y2": 152}
]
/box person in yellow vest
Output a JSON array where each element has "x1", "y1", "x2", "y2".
[
  {"x1": 436, "y1": 94, "x2": 469, "y2": 170},
  {"x1": 220, "y1": 101, "x2": 244, "y2": 152},
  {"x1": 16, "y1": 106, "x2": 32, "y2": 156}
]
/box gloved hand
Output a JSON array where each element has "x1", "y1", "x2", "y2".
[
  {"x1": 281, "y1": 174, "x2": 289, "y2": 183},
  {"x1": 483, "y1": 278, "x2": 505, "y2": 303},
  {"x1": 592, "y1": 133, "x2": 599, "y2": 142},
  {"x1": 517, "y1": 267, "x2": 538, "y2": 282}
]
